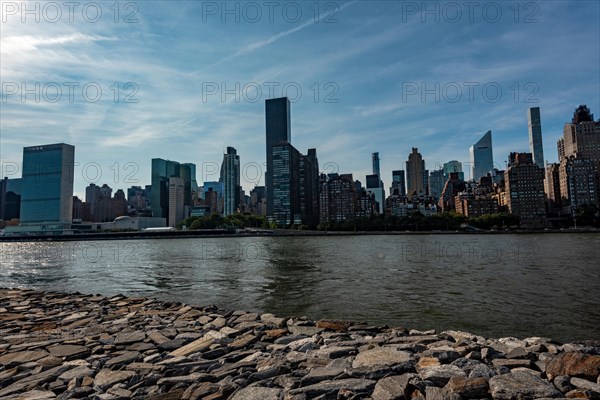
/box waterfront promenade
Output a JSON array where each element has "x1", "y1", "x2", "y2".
[{"x1": 1, "y1": 288, "x2": 599, "y2": 399}]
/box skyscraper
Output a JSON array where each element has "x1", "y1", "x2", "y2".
[
  {"x1": 0, "y1": 177, "x2": 21, "y2": 220},
  {"x1": 368, "y1": 152, "x2": 385, "y2": 214},
  {"x1": 372, "y1": 152, "x2": 381, "y2": 176},
  {"x1": 272, "y1": 141, "x2": 301, "y2": 226},
  {"x1": 151, "y1": 159, "x2": 194, "y2": 219},
  {"x1": 20, "y1": 143, "x2": 75, "y2": 223},
  {"x1": 220, "y1": 146, "x2": 241, "y2": 216},
  {"x1": 366, "y1": 174, "x2": 384, "y2": 214},
  {"x1": 443, "y1": 160, "x2": 464, "y2": 181},
  {"x1": 271, "y1": 141, "x2": 319, "y2": 227},
  {"x1": 391, "y1": 170, "x2": 406, "y2": 196},
  {"x1": 265, "y1": 97, "x2": 291, "y2": 217},
  {"x1": 184, "y1": 163, "x2": 199, "y2": 205},
  {"x1": 470, "y1": 130, "x2": 493, "y2": 182},
  {"x1": 168, "y1": 177, "x2": 184, "y2": 227},
  {"x1": 406, "y1": 147, "x2": 426, "y2": 195},
  {"x1": 528, "y1": 107, "x2": 544, "y2": 169},
  {"x1": 428, "y1": 169, "x2": 445, "y2": 200},
  {"x1": 301, "y1": 148, "x2": 320, "y2": 227},
  {"x1": 151, "y1": 158, "x2": 180, "y2": 219}
]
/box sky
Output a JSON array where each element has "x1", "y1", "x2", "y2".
[{"x1": 1, "y1": 0, "x2": 599, "y2": 197}]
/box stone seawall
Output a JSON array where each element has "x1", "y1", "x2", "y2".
[{"x1": 1, "y1": 288, "x2": 599, "y2": 400}]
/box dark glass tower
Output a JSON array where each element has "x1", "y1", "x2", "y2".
[
  {"x1": 528, "y1": 107, "x2": 544, "y2": 169},
  {"x1": 220, "y1": 146, "x2": 241, "y2": 216},
  {"x1": 266, "y1": 97, "x2": 291, "y2": 217}
]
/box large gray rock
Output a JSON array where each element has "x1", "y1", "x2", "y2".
[
  {"x1": 570, "y1": 377, "x2": 600, "y2": 392},
  {"x1": 489, "y1": 371, "x2": 562, "y2": 400},
  {"x1": 419, "y1": 364, "x2": 466, "y2": 386},
  {"x1": 444, "y1": 376, "x2": 489, "y2": 398},
  {"x1": 289, "y1": 378, "x2": 376, "y2": 397},
  {"x1": 93, "y1": 369, "x2": 135, "y2": 391},
  {"x1": 57, "y1": 365, "x2": 94, "y2": 381},
  {"x1": 0, "y1": 350, "x2": 49, "y2": 366},
  {"x1": 105, "y1": 351, "x2": 140, "y2": 367},
  {"x1": 229, "y1": 386, "x2": 282, "y2": 400},
  {"x1": 113, "y1": 331, "x2": 146, "y2": 345},
  {"x1": 48, "y1": 345, "x2": 90, "y2": 359},
  {"x1": 352, "y1": 347, "x2": 413, "y2": 369},
  {"x1": 371, "y1": 373, "x2": 417, "y2": 400},
  {"x1": 302, "y1": 358, "x2": 350, "y2": 385}
]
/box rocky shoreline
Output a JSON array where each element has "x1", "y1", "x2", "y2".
[{"x1": 1, "y1": 289, "x2": 599, "y2": 400}]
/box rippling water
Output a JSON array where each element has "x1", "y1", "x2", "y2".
[{"x1": 1, "y1": 233, "x2": 599, "y2": 341}]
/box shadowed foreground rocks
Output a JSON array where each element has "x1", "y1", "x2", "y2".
[{"x1": 1, "y1": 288, "x2": 599, "y2": 400}]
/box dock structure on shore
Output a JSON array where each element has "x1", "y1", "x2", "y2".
[{"x1": 0, "y1": 288, "x2": 599, "y2": 399}]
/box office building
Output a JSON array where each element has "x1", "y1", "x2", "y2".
[
  {"x1": 220, "y1": 147, "x2": 241, "y2": 216},
  {"x1": 300, "y1": 148, "x2": 320, "y2": 227},
  {"x1": 406, "y1": 148, "x2": 426, "y2": 195},
  {"x1": 470, "y1": 131, "x2": 493, "y2": 182},
  {"x1": 391, "y1": 170, "x2": 406, "y2": 196},
  {"x1": 428, "y1": 169, "x2": 445, "y2": 200},
  {"x1": 504, "y1": 152, "x2": 546, "y2": 228},
  {"x1": 443, "y1": 160, "x2": 464, "y2": 181},
  {"x1": 184, "y1": 163, "x2": 199, "y2": 205},
  {"x1": 265, "y1": 97, "x2": 291, "y2": 216},
  {"x1": 271, "y1": 141, "x2": 319, "y2": 227},
  {"x1": 20, "y1": 143, "x2": 75, "y2": 223},
  {"x1": 168, "y1": 176, "x2": 184, "y2": 227},
  {"x1": 151, "y1": 159, "x2": 180, "y2": 219},
  {"x1": 151, "y1": 159, "x2": 194, "y2": 219},
  {"x1": 366, "y1": 174, "x2": 384, "y2": 214},
  {"x1": 272, "y1": 141, "x2": 301, "y2": 226},
  {"x1": 528, "y1": 107, "x2": 545, "y2": 169},
  {"x1": 249, "y1": 186, "x2": 267, "y2": 216},
  {"x1": 0, "y1": 178, "x2": 21, "y2": 220}
]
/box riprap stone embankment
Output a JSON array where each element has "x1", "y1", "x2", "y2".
[{"x1": 1, "y1": 288, "x2": 599, "y2": 399}]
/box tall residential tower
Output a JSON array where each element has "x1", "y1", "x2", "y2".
[{"x1": 528, "y1": 107, "x2": 544, "y2": 169}]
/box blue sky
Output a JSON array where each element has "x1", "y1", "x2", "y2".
[{"x1": 1, "y1": 0, "x2": 599, "y2": 196}]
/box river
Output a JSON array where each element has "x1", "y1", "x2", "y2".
[{"x1": 1, "y1": 233, "x2": 598, "y2": 341}]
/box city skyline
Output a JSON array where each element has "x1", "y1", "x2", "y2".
[{"x1": 1, "y1": 1, "x2": 599, "y2": 197}]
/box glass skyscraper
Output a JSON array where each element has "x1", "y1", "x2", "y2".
[
  {"x1": 151, "y1": 159, "x2": 194, "y2": 219},
  {"x1": 220, "y1": 146, "x2": 241, "y2": 216},
  {"x1": 391, "y1": 170, "x2": 406, "y2": 196},
  {"x1": 470, "y1": 130, "x2": 493, "y2": 182},
  {"x1": 265, "y1": 97, "x2": 291, "y2": 217},
  {"x1": 443, "y1": 160, "x2": 464, "y2": 181},
  {"x1": 372, "y1": 152, "x2": 380, "y2": 177},
  {"x1": 528, "y1": 107, "x2": 544, "y2": 169},
  {"x1": 151, "y1": 158, "x2": 180, "y2": 219},
  {"x1": 272, "y1": 141, "x2": 301, "y2": 225},
  {"x1": 20, "y1": 143, "x2": 75, "y2": 223}
]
